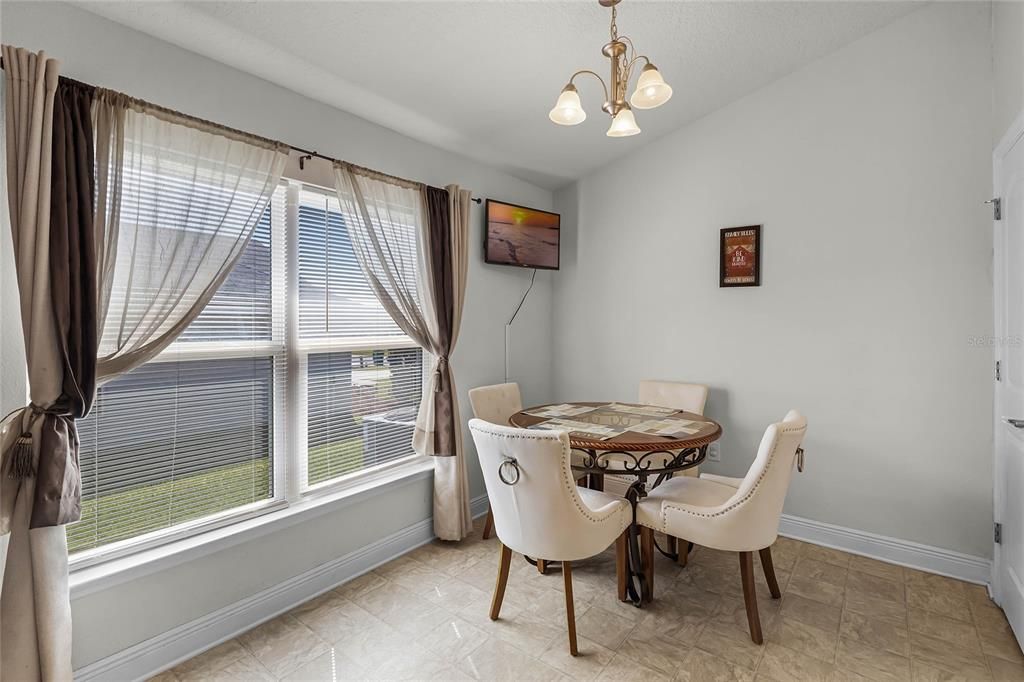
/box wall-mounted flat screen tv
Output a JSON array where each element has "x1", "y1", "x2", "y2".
[{"x1": 484, "y1": 200, "x2": 560, "y2": 270}]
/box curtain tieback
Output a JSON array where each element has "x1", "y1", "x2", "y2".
[
  {"x1": 432, "y1": 356, "x2": 449, "y2": 393},
  {"x1": 4, "y1": 403, "x2": 59, "y2": 480}
]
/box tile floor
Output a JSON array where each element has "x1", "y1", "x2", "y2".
[{"x1": 152, "y1": 518, "x2": 1023, "y2": 681}]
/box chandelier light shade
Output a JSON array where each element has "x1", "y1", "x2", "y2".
[
  {"x1": 606, "y1": 105, "x2": 640, "y2": 137},
  {"x1": 549, "y1": 0, "x2": 671, "y2": 138},
  {"x1": 630, "y1": 64, "x2": 673, "y2": 109},
  {"x1": 549, "y1": 85, "x2": 587, "y2": 125}
]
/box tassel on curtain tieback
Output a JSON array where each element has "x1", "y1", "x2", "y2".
[
  {"x1": 8, "y1": 432, "x2": 35, "y2": 479},
  {"x1": 433, "y1": 356, "x2": 449, "y2": 393}
]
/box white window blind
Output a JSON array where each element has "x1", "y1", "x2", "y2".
[
  {"x1": 71, "y1": 179, "x2": 424, "y2": 558},
  {"x1": 296, "y1": 187, "x2": 423, "y2": 488},
  {"x1": 70, "y1": 356, "x2": 276, "y2": 553}
]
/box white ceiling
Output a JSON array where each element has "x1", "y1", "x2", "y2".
[{"x1": 79, "y1": 1, "x2": 922, "y2": 190}]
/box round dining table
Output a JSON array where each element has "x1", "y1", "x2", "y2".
[{"x1": 509, "y1": 401, "x2": 723, "y2": 606}]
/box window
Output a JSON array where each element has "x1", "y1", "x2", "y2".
[{"x1": 72, "y1": 180, "x2": 424, "y2": 561}]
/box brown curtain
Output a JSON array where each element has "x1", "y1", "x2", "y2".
[
  {"x1": 423, "y1": 186, "x2": 455, "y2": 455},
  {"x1": 1, "y1": 46, "x2": 90, "y2": 682}
]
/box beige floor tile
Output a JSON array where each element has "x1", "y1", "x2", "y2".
[
  {"x1": 839, "y1": 610, "x2": 910, "y2": 658},
  {"x1": 539, "y1": 635, "x2": 617, "y2": 681},
  {"x1": 713, "y1": 594, "x2": 783, "y2": 636},
  {"x1": 351, "y1": 580, "x2": 450, "y2": 637},
  {"x1": 633, "y1": 597, "x2": 713, "y2": 644},
  {"x1": 835, "y1": 636, "x2": 912, "y2": 681},
  {"x1": 977, "y1": 619, "x2": 1024, "y2": 665},
  {"x1": 458, "y1": 638, "x2": 564, "y2": 681},
  {"x1": 793, "y1": 558, "x2": 849, "y2": 589},
  {"x1": 327, "y1": 612, "x2": 408, "y2": 663},
  {"x1": 908, "y1": 608, "x2": 982, "y2": 652},
  {"x1": 289, "y1": 590, "x2": 349, "y2": 619},
  {"x1": 770, "y1": 617, "x2": 839, "y2": 664},
  {"x1": 801, "y1": 545, "x2": 853, "y2": 569},
  {"x1": 903, "y1": 570, "x2": 967, "y2": 593},
  {"x1": 696, "y1": 622, "x2": 765, "y2": 670},
  {"x1": 237, "y1": 614, "x2": 329, "y2": 678},
  {"x1": 988, "y1": 654, "x2": 1024, "y2": 681},
  {"x1": 780, "y1": 593, "x2": 842, "y2": 634},
  {"x1": 408, "y1": 539, "x2": 484, "y2": 576},
  {"x1": 756, "y1": 641, "x2": 835, "y2": 681},
  {"x1": 788, "y1": 574, "x2": 846, "y2": 608},
  {"x1": 846, "y1": 570, "x2": 906, "y2": 605},
  {"x1": 171, "y1": 639, "x2": 249, "y2": 678},
  {"x1": 418, "y1": 615, "x2": 491, "y2": 663},
  {"x1": 678, "y1": 648, "x2": 754, "y2": 681},
  {"x1": 333, "y1": 571, "x2": 388, "y2": 601},
  {"x1": 576, "y1": 604, "x2": 637, "y2": 650},
  {"x1": 828, "y1": 667, "x2": 875, "y2": 681},
  {"x1": 844, "y1": 590, "x2": 910, "y2": 628},
  {"x1": 293, "y1": 597, "x2": 380, "y2": 645},
  {"x1": 366, "y1": 646, "x2": 453, "y2": 680},
  {"x1": 848, "y1": 556, "x2": 905, "y2": 584},
  {"x1": 909, "y1": 632, "x2": 991, "y2": 680},
  {"x1": 280, "y1": 647, "x2": 367, "y2": 681},
  {"x1": 418, "y1": 573, "x2": 489, "y2": 613},
  {"x1": 617, "y1": 624, "x2": 691, "y2": 677},
  {"x1": 906, "y1": 584, "x2": 972, "y2": 623},
  {"x1": 477, "y1": 601, "x2": 567, "y2": 657},
  {"x1": 183, "y1": 653, "x2": 277, "y2": 681},
  {"x1": 909, "y1": 658, "x2": 992, "y2": 681}
]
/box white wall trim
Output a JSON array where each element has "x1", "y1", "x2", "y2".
[
  {"x1": 779, "y1": 514, "x2": 992, "y2": 585},
  {"x1": 75, "y1": 494, "x2": 491, "y2": 682}
]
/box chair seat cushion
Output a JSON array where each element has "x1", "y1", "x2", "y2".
[
  {"x1": 577, "y1": 486, "x2": 627, "y2": 514},
  {"x1": 636, "y1": 476, "x2": 737, "y2": 531},
  {"x1": 700, "y1": 472, "x2": 743, "y2": 488}
]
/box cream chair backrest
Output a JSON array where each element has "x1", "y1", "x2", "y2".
[
  {"x1": 468, "y1": 382, "x2": 523, "y2": 426},
  {"x1": 639, "y1": 380, "x2": 709, "y2": 415},
  {"x1": 469, "y1": 419, "x2": 622, "y2": 561}
]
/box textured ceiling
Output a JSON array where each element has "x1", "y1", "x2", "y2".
[{"x1": 78, "y1": 1, "x2": 922, "y2": 189}]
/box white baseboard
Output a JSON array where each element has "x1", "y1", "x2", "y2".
[
  {"x1": 779, "y1": 513, "x2": 992, "y2": 585},
  {"x1": 75, "y1": 495, "x2": 491, "y2": 682}
]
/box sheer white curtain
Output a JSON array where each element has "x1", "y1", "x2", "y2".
[
  {"x1": 333, "y1": 164, "x2": 473, "y2": 540},
  {"x1": 92, "y1": 91, "x2": 288, "y2": 381}
]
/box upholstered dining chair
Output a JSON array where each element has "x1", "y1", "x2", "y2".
[
  {"x1": 468, "y1": 419, "x2": 632, "y2": 656},
  {"x1": 468, "y1": 382, "x2": 523, "y2": 541},
  {"x1": 635, "y1": 410, "x2": 807, "y2": 644},
  {"x1": 601, "y1": 380, "x2": 710, "y2": 498}
]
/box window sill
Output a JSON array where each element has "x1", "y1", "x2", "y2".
[{"x1": 69, "y1": 457, "x2": 435, "y2": 599}]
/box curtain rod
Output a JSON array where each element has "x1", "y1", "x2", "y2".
[{"x1": 0, "y1": 56, "x2": 483, "y2": 204}]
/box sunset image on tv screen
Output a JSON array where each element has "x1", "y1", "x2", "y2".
[{"x1": 486, "y1": 201, "x2": 560, "y2": 269}]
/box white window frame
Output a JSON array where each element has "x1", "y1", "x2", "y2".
[{"x1": 70, "y1": 174, "x2": 428, "y2": 570}]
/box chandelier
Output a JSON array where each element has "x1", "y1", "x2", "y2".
[{"x1": 549, "y1": 0, "x2": 672, "y2": 137}]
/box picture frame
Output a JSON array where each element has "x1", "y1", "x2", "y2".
[{"x1": 720, "y1": 225, "x2": 762, "y2": 287}]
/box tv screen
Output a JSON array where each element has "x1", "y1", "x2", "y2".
[{"x1": 484, "y1": 200, "x2": 560, "y2": 270}]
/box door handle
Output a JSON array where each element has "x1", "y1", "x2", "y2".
[{"x1": 1003, "y1": 418, "x2": 1024, "y2": 429}]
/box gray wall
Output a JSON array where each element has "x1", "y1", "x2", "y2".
[
  {"x1": 553, "y1": 2, "x2": 995, "y2": 559},
  {"x1": 0, "y1": 1, "x2": 554, "y2": 668},
  {"x1": 993, "y1": 1, "x2": 1024, "y2": 145}
]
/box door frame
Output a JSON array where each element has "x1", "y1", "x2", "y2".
[{"x1": 993, "y1": 109, "x2": 1024, "y2": 604}]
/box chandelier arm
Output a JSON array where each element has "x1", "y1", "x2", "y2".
[{"x1": 569, "y1": 69, "x2": 611, "y2": 104}]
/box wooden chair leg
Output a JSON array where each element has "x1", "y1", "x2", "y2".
[
  {"x1": 666, "y1": 535, "x2": 678, "y2": 557},
  {"x1": 563, "y1": 560, "x2": 579, "y2": 656},
  {"x1": 490, "y1": 543, "x2": 513, "y2": 620},
  {"x1": 615, "y1": 531, "x2": 628, "y2": 602},
  {"x1": 640, "y1": 526, "x2": 655, "y2": 602},
  {"x1": 739, "y1": 551, "x2": 763, "y2": 644},
  {"x1": 482, "y1": 509, "x2": 494, "y2": 540},
  {"x1": 759, "y1": 546, "x2": 782, "y2": 599},
  {"x1": 677, "y1": 538, "x2": 689, "y2": 568},
  {"x1": 589, "y1": 473, "x2": 604, "y2": 492},
  {"x1": 537, "y1": 559, "x2": 547, "y2": 574}
]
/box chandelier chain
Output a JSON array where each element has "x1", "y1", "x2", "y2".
[{"x1": 610, "y1": 4, "x2": 618, "y2": 40}]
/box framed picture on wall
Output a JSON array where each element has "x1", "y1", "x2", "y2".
[{"x1": 720, "y1": 225, "x2": 762, "y2": 287}]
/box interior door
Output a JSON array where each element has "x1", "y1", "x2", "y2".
[{"x1": 994, "y1": 115, "x2": 1024, "y2": 646}]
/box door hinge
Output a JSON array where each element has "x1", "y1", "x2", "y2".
[
  {"x1": 986, "y1": 198, "x2": 1002, "y2": 221},
  {"x1": 997, "y1": 360, "x2": 1002, "y2": 381},
  {"x1": 995, "y1": 522, "x2": 1003, "y2": 544}
]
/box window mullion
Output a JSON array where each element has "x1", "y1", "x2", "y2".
[{"x1": 285, "y1": 181, "x2": 305, "y2": 501}]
